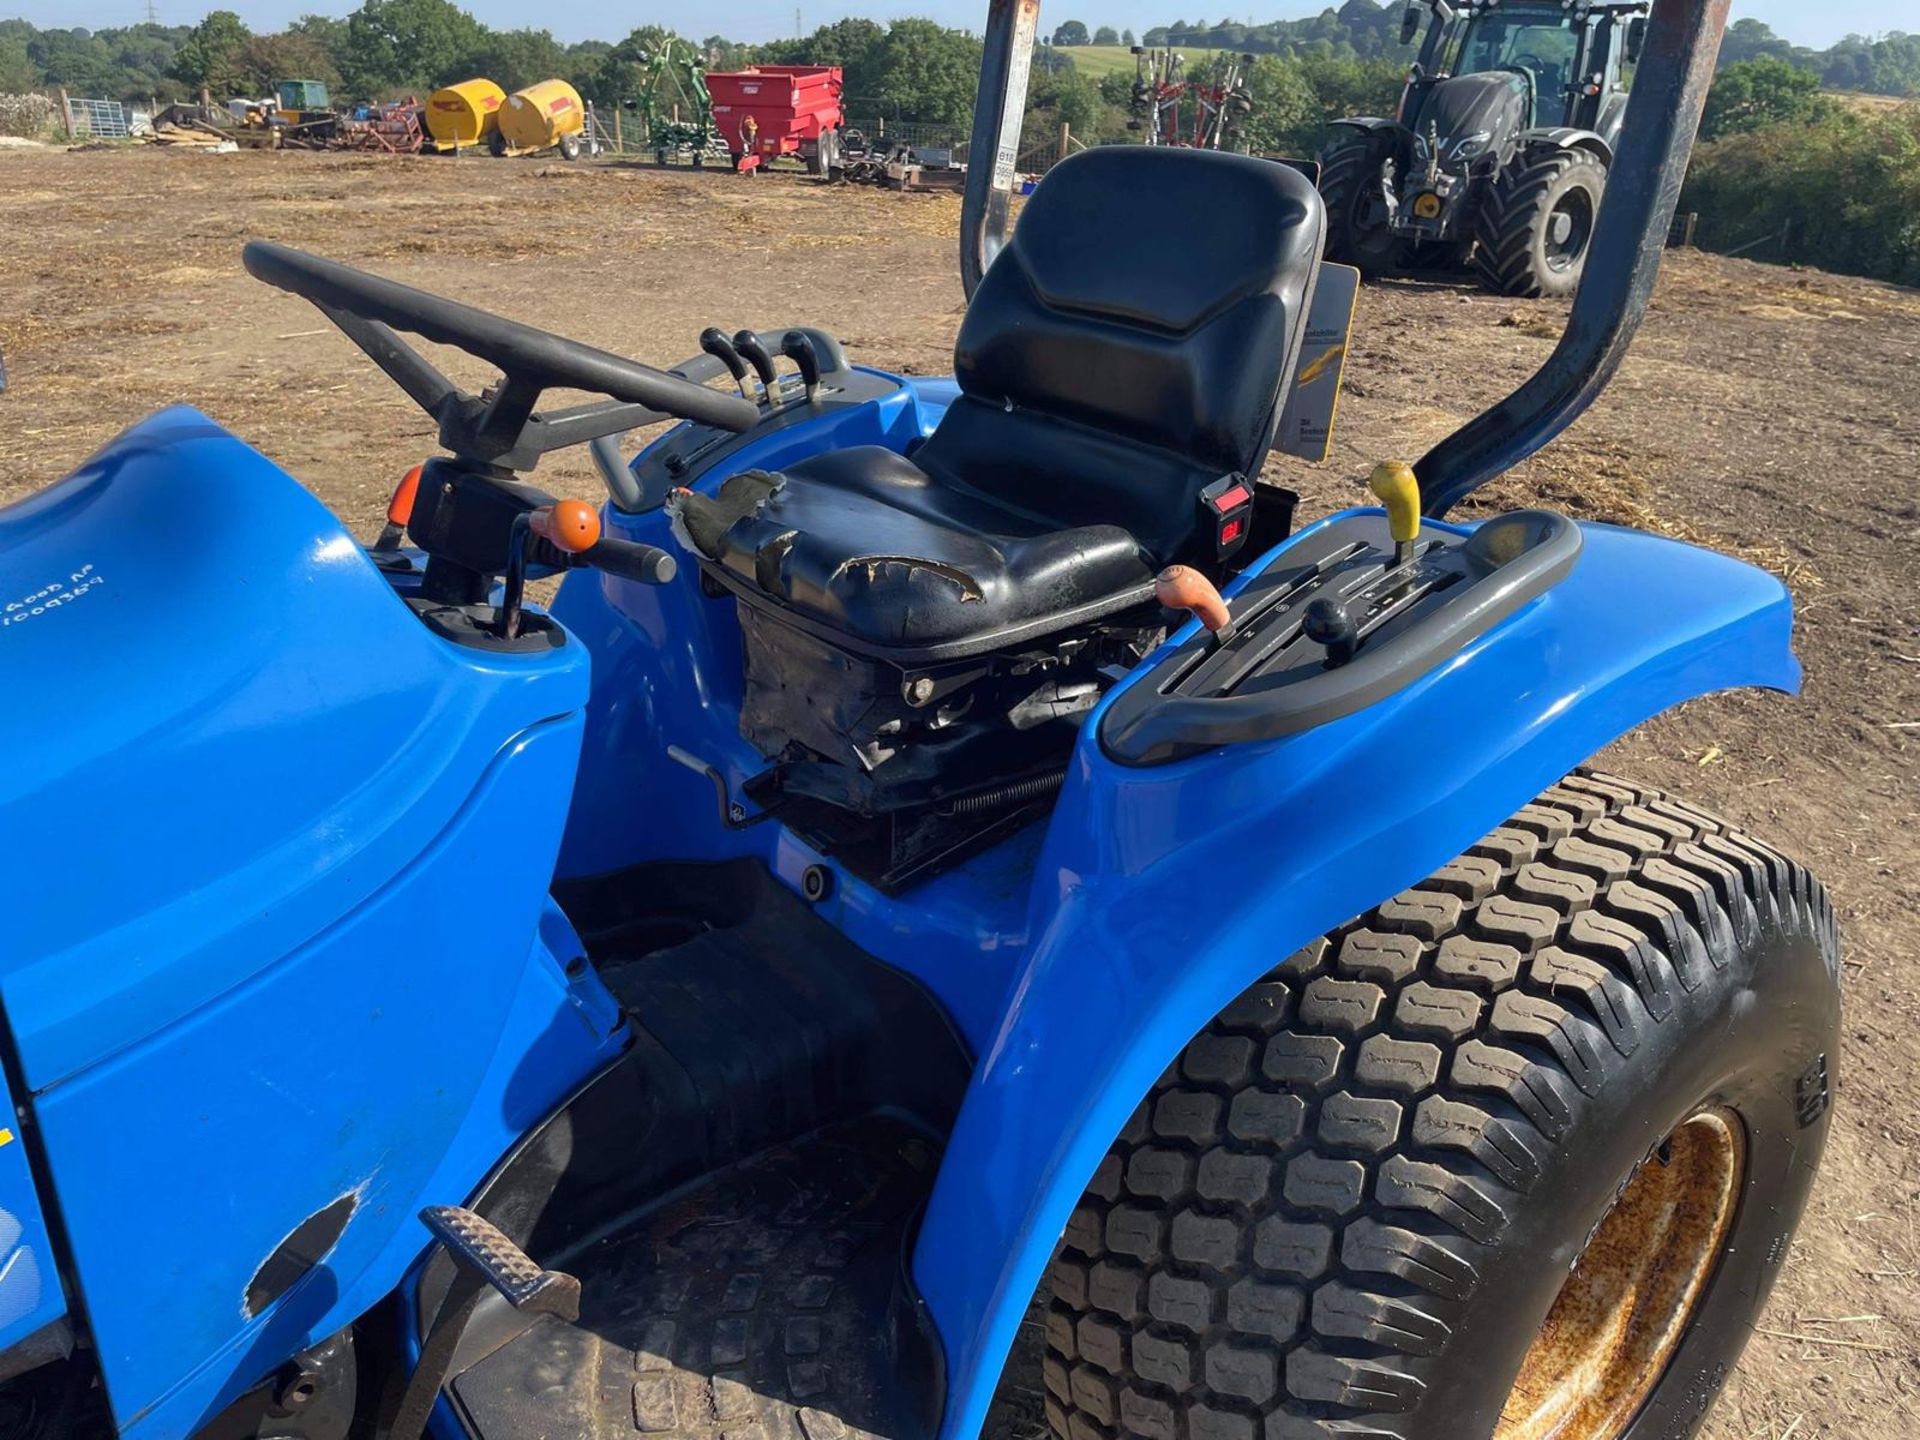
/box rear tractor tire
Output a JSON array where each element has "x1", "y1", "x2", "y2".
[
  {"x1": 1316, "y1": 140, "x2": 1403, "y2": 276},
  {"x1": 1474, "y1": 146, "x2": 1607, "y2": 299},
  {"x1": 1045, "y1": 770, "x2": 1839, "y2": 1440}
]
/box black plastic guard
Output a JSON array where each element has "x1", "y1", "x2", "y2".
[{"x1": 1100, "y1": 509, "x2": 1582, "y2": 765}]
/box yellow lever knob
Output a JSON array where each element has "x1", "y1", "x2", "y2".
[{"x1": 1369, "y1": 461, "x2": 1422, "y2": 546}]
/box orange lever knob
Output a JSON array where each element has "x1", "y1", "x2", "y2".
[
  {"x1": 530, "y1": 499, "x2": 602, "y2": 555},
  {"x1": 387, "y1": 464, "x2": 423, "y2": 527},
  {"x1": 1155, "y1": 565, "x2": 1232, "y2": 635}
]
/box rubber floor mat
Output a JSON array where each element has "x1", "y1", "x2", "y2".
[{"x1": 446, "y1": 1111, "x2": 944, "y2": 1440}]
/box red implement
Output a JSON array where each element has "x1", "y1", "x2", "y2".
[{"x1": 706, "y1": 65, "x2": 844, "y2": 173}]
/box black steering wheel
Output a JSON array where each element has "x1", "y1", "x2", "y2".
[
  {"x1": 1509, "y1": 54, "x2": 1565, "y2": 96},
  {"x1": 242, "y1": 242, "x2": 758, "y2": 473}
]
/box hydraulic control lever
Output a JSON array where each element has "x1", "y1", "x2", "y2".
[
  {"x1": 1370, "y1": 460, "x2": 1421, "y2": 569},
  {"x1": 496, "y1": 499, "x2": 678, "y2": 639},
  {"x1": 374, "y1": 464, "x2": 423, "y2": 552},
  {"x1": 1156, "y1": 564, "x2": 1236, "y2": 644},
  {"x1": 700, "y1": 327, "x2": 754, "y2": 400},
  {"x1": 732, "y1": 330, "x2": 779, "y2": 406},
  {"x1": 780, "y1": 330, "x2": 822, "y2": 404}
]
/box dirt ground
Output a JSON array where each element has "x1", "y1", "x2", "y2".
[{"x1": 3, "y1": 146, "x2": 1915, "y2": 1438}]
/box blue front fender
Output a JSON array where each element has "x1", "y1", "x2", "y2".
[{"x1": 915, "y1": 512, "x2": 1799, "y2": 1440}]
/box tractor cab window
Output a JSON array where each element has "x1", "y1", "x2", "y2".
[{"x1": 1450, "y1": 12, "x2": 1579, "y2": 126}]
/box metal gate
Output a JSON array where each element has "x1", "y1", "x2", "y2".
[{"x1": 66, "y1": 97, "x2": 131, "y2": 139}]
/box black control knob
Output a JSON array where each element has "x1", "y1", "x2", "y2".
[
  {"x1": 780, "y1": 331, "x2": 822, "y2": 404},
  {"x1": 732, "y1": 330, "x2": 779, "y2": 404},
  {"x1": 1304, "y1": 596, "x2": 1360, "y2": 666},
  {"x1": 699, "y1": 327, "x2": 751, "y2": 400}
]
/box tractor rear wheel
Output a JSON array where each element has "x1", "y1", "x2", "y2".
[
  {"x1": 1044, "y1": 770, "x2": 1839, "y2": 1440},
  {"x1": 1474, "y1": 146, "x2": 1606, "y2": 298},
  {"x1": 1316, "y1": 140, "x2": 1402, "y2": 276}
]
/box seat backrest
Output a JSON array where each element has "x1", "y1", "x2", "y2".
[{"x1": 947, "y1": 146, "x2": 1325, "y2": 487}]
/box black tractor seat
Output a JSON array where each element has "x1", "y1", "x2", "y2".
[
  {"x1": 678, "y1": 450, "x2": 1156, "y2": 652},
  {"x1": 673, "y1": 146, "x2": 1327, "y2": 659}
]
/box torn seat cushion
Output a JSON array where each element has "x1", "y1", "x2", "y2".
[{"x1": 688, "y1": 451, "x2": 1154, "y2": 649}]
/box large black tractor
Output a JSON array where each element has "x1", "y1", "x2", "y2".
[{"x1": 1319, "y1": 0, "x2": 1649, "y2": 296}]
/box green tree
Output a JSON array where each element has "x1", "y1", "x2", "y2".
[
  {"x1": 106, "y1": 25, "x2": 183, "y2": 97},
  {"x1": 286, "y1": 13, "x2": 348, "y2": 68},
  {"x1": 561, "y1": 39, "x2": 612, "y2": 97},
  {"x1": 1683, "y1": 105, "x2": 1920, "y2": 286},
  {"x1": 1718, "y1": 18, "x2": 1801, "y2": 68},
  {"x1": 1231, "y1": 54, "x2": 1319, "y2": 153},
  {"x1": 1093, "y1": 25, "x2": 1119, "y2": 45},
  {"x1": 1051, "y1": 20, "x2": 1090, "y2": 46},
  {"x1": 1031, "y1": 64, "x2": 1103, "y2": 133},
  {"x1": 756, "y1": 16, "x2": 885, "y2": 104},
  {"x1": 465, "y1": 27, "x2": 565, "y2": 93},
  {"x1": 700, "y1": 34, "x2": 753, "y2": 70},
  {"x1": 0, "y1": 32, "x2": 37, "y2": 91},
  {"x1": 26, "y1": 28, "x2": 109, "y2": 93},
  {"x1": 233, "y1": 33, "x2": 342, "y2": 93},
  {"x1": 169, "y1": 10, "x2": 252, "y2": 95},
  {"x1": 867, "y1": 19, "x2": 980, "y2": 124},
  {"x1": 1819, "y1": 32, "x2": 1920, "y2": 97},
  {"x1": 1034, "y1": 42, "x2": 1075, "y2": 76},
  {"x1": 761, "y1": 18, "x2": 971, "y2": 123},
  {"x1": 338, "y1": 0, "x2": 486, "y2": 98},
  {"x1": 591, "y1": 27, "x2": 697, "y2": 111},
  {"x1": 1300, "y1": 53, "x2": 1403, "y2": 121},
  {"x1": 1702, "y1": 57, "x2": 1831, "y2": 139}
]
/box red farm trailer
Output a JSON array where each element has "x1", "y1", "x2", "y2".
[{"x1": 706, "y1": 64, "x2": 845, "y2": 174}]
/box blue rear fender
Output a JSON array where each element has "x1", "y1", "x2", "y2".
[{"x1": 913, "y1": 510, "x2": 1800, "y2": 1440}]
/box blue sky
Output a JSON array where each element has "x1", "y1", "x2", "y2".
[{"x1": 15, "y1": 0, "x2": 1913, "y2": 51}]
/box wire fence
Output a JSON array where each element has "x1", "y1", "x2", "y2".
[{"x1": 1666, "y1": 208, "x2": 1799, "y2": 263}]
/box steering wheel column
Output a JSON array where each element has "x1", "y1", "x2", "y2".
[{"x1": 242, "y1": 241, "x2": 750, "y2": 631}]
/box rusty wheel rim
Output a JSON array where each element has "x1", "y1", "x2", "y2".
[{"x1": 1495, "y1": 1107, "x2": 1747, "y2": 1440}]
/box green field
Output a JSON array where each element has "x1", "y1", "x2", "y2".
[{"x1": 1060, "y1": 44, "x2": 1237, "y2": 79}]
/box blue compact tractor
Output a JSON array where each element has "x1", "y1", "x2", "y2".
[{"x1": 0, "y1": 3, "x2": 1839, "y2": 1439}]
